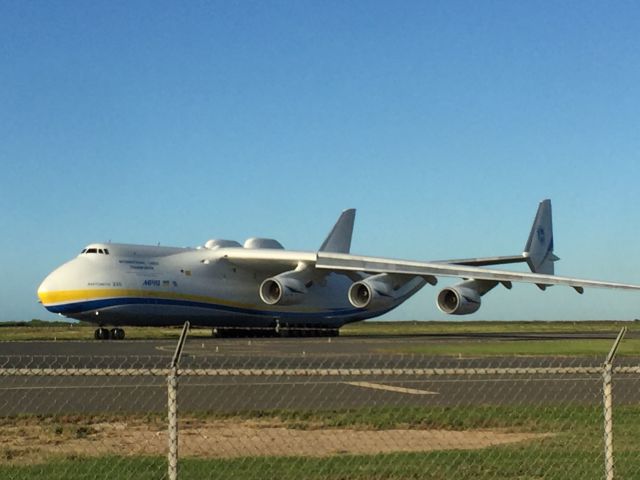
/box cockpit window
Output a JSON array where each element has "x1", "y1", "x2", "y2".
[{"x1": 81, "y1": 247, "x2": 110, "y2": 255}]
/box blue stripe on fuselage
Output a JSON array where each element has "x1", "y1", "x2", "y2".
[{"x1": 45, "y1": 296, "x2": 364, "y2": 319}]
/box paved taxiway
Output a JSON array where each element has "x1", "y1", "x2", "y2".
[{"x1": 1, "y1": 333, "x2": 639, "y2": 416}]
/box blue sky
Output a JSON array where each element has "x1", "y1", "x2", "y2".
[{"x1": 2, "y1": 1, "x2": 640, "y2": 322}]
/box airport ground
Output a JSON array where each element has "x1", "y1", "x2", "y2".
[
  {"x1": 2, "y1": 321, "x2": 640, "y2": 479},
  {"x1": 1, "y1": 327, "x2": 640, "y2": 415},
  {"x1": 1, "y1": 320, "x2": 640, "y2": 415},
  {"x1": 2, "y1": 319, "x2": 640, "y2": 356}
]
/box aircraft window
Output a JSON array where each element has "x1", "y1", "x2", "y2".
[
  {"x1": 86, "y1": 248, "x2": 98, "y2": 254},
  {"x1": 81, "y1": 249, "x2": 87, "y2": 254},
  {"x1": 104, "y1": 249, "x2": 110, "y2": 255},
  {"x1": 98, "y1": 249, "x2": 104, "y2": 254}
]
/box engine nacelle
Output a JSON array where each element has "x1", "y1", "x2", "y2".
[
  {"x1": 348, "y1": 275, "x2": 395, "y2": 309},
  {"x1": 259, "y1": 268, "x2": 310, "y2": 306},
  {"x1": 437, "y1": 284, "x2": 482, "y2": 315}
]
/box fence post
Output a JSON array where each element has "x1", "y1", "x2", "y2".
[
  {"x1": 168, "y1": 322, "x2": 190, "y2": 480},
  {"x1": 603, "y1": 327, "x2": 626, "y2": 480}
]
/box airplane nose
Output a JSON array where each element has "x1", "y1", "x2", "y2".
[
  {"x1": 37, "y1": 273, "x2": 55, "y2": 305},
  {"x1": 37, "y1": 259, "x2": 86, "y2": 312},
  {"x1": 37, "y1": 262, "x2": 69, "y2": 306}
]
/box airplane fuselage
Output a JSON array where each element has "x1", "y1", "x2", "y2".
[{"x1": 37, "y1": 242, "x2": 425, "y2": 330}]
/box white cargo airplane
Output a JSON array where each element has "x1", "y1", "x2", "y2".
[{"x1": 37, "y1": 200, "x2": 640, "y2": 339}]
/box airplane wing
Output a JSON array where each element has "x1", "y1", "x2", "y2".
[
  {"x1": 315, "y1": 251, "x2": 640, "y2": 293},
  {"x1": 207, "y1": 201, "x2": 640, "y2": 294}
]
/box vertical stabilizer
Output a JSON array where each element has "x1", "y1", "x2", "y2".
[
  {"x1": 524, "y1": 199, "x2": 559, "y2": 275},
  {"x1": 319, "y1": 209, "x2": 356, "y2": 253}
]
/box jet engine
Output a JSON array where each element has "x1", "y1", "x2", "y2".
[
  {"x1": 437, "y1": 285, "x2": 481, "y2": 315},
  {"x1": 259, "y1": 265, "x2": 312, "y2": 306},
  {"x1": 348, "y1": 274, "x2": 396, "y2": 309},
  {"x1": 436, "y1": 279, "x2": 498, "y2": 315}
]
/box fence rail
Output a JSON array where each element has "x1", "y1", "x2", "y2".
[{"x1": 0, "y1": 366, "x2": 611, "y2": 376}]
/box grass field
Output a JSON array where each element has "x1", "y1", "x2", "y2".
[
  {"x1": 0, "y1": 321, "x2": 192, "y2": 341},
  {"x1": 0, "y1": 404, "x2": 637, "y2": 479},
  {"x1": 341, "y1": 319, "x2": 640, "y2": 336},
  {"x1": 380, "y1": 338, "x2": 640, "y2": 357}
]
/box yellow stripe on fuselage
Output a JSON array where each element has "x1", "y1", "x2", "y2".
[
  {"x1": 37, "y1": 288, "x2": 330, "y2": 314},
  {"x1": 39, "y1": 289, "x2": 250, "y2": 308}
]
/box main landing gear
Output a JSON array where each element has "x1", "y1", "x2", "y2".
[
  {"x1": 211, "y1": 326, "x2": 340, "y2": 338},
  {"x1": 94, "y1": 327, "x2": 125, "y2": 340}
]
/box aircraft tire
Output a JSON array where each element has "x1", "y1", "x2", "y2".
[
  {"x1": 211, "y1": 328, "x2": 224, "y2": 338},
  {"x1": 278, "y1": 328, "x2": 290, "y2": 338},
  {"x1": 94, "y1": 328, "x2": 111, "y2": 340},
  {"x1": 111, "y1": 328, "x2": 125, "y2": 340},
  {"x1": 277, "y1": 327, "x2": 339, "y2": 337}
]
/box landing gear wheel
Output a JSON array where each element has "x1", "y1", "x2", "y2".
[
  {"x1": 94, "y1": 327, "x2": 111, "y2": 340},
  {"x1": 111, "y1": 328, "x2": 125, "y2": 340}
]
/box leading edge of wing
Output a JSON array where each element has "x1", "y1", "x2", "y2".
[
  {"x1": 316, "y1": 252, "x2": 640, "y2": 291},
  {"x1": 209, "y1": 248, "x2": 316, "y2": 272}
]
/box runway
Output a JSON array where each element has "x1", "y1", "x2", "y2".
[
  {"x1": 1, "y1": 334, "x2": 639, "y2": 416},
  {"x1": 1, "y1": 330, "x2": 634, "y2": 363}
]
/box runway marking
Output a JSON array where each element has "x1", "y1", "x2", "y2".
[
  {"x1": 344, "y1": 381, "x2": 438, "y2": 395},
  {"x1": 0, "y1": 380, "x2": 441, "y2": 393}
]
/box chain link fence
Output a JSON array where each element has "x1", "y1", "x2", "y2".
[{"x1": 0, "y1": 326, "x2": 638, "y2": 479}]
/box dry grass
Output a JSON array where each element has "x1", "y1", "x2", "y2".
[{"x1": 0, "y1": 416, "x2": 551, "y2": 465}]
